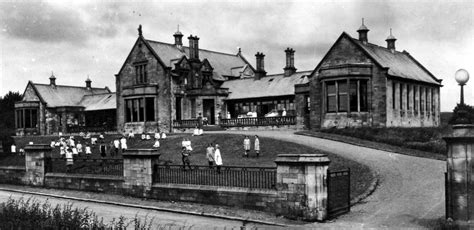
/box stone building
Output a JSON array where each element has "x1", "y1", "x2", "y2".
[
  {"x1": 309, "y1": 21, "x2": 443, "y2": 129},
  {"x1": 116, "y1": 26, "x2": 309, "y2": 134},
  {"x1": 15, "y1": 74, "x2": 116, "y2": 136}
]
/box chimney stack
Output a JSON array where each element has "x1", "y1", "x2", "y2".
[
  {"x1": 188, "y1": 35, "x2": 200, "y2": 60},
  {"x1": 254, "y1": 52, "x2": 266, "y2": 80},
  {"x1": 357, "y1": 18, "x2": 369, "y2": 44},
  {"x1": 49, "y1": 72, "x2": 56, "y2": 88},
  {"x1": 174, "y1": 25, "x2": 183, "y2": 49},
  {"x1": 283, "y1": 48, "x2": 297, "y2": 77},
  {"x1": 85, "y1": 77, "x2": 92, "y2": 90},
  {"x1": 385, "y1": 28, "x2": 397, "y2": 53}
]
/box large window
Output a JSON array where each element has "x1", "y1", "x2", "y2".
[
  {"x1": 16, "y1": 108, "x2": 38, "y2": 128},
  {"x1": 420, "y1": 87, "x2": 425, "y2": 115},
  {"x1": 135, "y1": 63, "x2": 148, "y2": 84},
  {"x1": 125, "y1": 97, "x2": 155, "y2": 122},
  {"x1": 327, "y1": 79, "x2": 367, "y2": 113},
  {"x1": 392, "y1": 82, "x2": 396, "y2": 109},
  {"x1": 190, "y1": 99, "x2": 196, "y2": 118},
  {"x1": 399, "y1": 83, "x2": 404, "y2": 111},
  {"x1": 407, "y1": 85, "x2": 411, "y2": 111},
  {"x1": 414, "y1": 86, "x2": 418, "y2": 114}
]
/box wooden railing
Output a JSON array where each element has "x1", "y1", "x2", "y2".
[
  {"x1": 220, "y1": 116, "x2": 296, "y2": 127},
  {"x1": 172, "y1": 119, "x2": 199, "y2": 128}
]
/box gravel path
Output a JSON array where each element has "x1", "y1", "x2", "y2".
[{"x1": 217, "y1": 130, "x2": 446, "y2": 229}]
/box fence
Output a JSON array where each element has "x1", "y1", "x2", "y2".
[
  {"x1": 153, "y1": 164, "x2": 277, "y2": 189},
  {"x1": 172, "y1": 119, "x2": 199, "y2": 128},
  {"x1": 45, "y1": 157, "x2": 123, "y2": 176},
  {"x1": 220, "y1": 116, "x2": 296, "y2": 127},
  {"x1": 327, "y1": 169, "x2": 351, "y2": 217},
  {"x1": 67, "y1": 125, "x2": 116, "y2": 134}
]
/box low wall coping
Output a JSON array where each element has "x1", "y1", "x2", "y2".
[
  {"x1": 152, "y1": 183, "x2": 277, "y2": 195},
  {"x1": 0, "y1": 165, "x2": 26, "y2": 171},
  {"x1": 45, "y1": 173, "x2": 124, "y2": 181},
  {"x1": 24, "y1": 144, "x2": 52, "y2": 151},
  {"x1": 274, "y1": 153, "x2": 330, "y2": 164},
  {"x1": 123, "y1": 149, "x2": 160, "y2": 158},
  {"x1": 443, "y1": 124, "x2": 474, "y2": 143}
]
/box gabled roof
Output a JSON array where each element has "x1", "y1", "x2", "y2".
[
  {"x1": 31, "y1": 83, "x2": 110, "y2": 108},
  {"x1": 146, "y1": 40, "x2": 250, "y2": 81},
  {"x1": 221, "y1": 71, "x2": 311, "y2": 100},
  {"x1": 79, "y1": 93, "x2": 116, "y2": 111},
  {"x1": 313, "y1": 32, "x2": 442, "y2": 85}
]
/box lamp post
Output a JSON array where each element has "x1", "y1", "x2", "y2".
[
  {"x1": 443, "y1": 69, "x2": 473, "y2": 229},
  {"x1": 454, "y1": 69, "x2": 469, "y2": 105}
]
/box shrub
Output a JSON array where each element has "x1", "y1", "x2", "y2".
[
  {"x1": 0, "y1": 197, "x2": 155, "y2": 229},
  {"x1": 449, "y1": 103, "x2": 474, "y2": 124}
]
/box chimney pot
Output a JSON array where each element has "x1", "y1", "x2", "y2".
[
  {"x1": 188, "y1": 35, "x2": 200, "y2": 60},
  {"x1": 254, "y1": 52, "x2": 266, "y2": 80}
]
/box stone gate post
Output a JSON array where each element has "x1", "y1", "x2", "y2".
[
  {"x1": 122, "y1": 149, "x2": 160, "y2": 197},
  {"x1": 274, "y1": 153, "x2": 330, "y2": 221},
  {"x1": 23, "y1": 144, "x2": 51, "y2": 186},
  {"x1": 444, "y1": 124, "x2": 474, "y2": 229}
]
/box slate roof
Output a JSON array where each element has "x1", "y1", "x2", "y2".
[
  {"x1": 79, "y1": 93, "x2": 116, "y2": 111},
  {"x1": 31, "y1": 83, "x2": 110, "y2": 108},
  {"x1": 146, "y1": 40, "x2": 249, "y2": 80},
  {"x1": 348, "y1": 34, "x2": 441, "y2": 85},
  {"x1": 221, "y1": 71, "x2": 311, "y2": 100}
]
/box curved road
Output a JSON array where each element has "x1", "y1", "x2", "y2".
[{"x1": 220, "y1": 130, "x2": 445, "y2": 229}]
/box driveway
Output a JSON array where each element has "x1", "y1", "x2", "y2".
[{"x1": 218, "y1": 130, "x2": 446, "y2": 229}]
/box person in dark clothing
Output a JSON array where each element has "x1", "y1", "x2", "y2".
[
  {"x1": 181, "y1": 147, "x2": 191, "y2": 171},
  {"x1": 99, "y1": 141, "x2": 107, "y2": 158}
]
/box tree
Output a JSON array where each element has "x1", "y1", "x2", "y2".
[{"x1": 0, "y1": 91, "x2": 22, "y2": 136}]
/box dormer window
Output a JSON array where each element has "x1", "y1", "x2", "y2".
[{"x1": 135, "y1": 63, "x2": 148, "y2": 84}]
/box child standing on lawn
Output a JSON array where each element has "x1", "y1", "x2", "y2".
[
  {"x1": 99, "y1": 141, "x2": 107, "y2": 158},
  {"x1": 206, "y1": 143, "x2": 215, "y2": 168},
  {"x1": 254, "y1": 135, "x2": 260, "y2": 157},
  {"x1": 65, "y1": 148, "x2": 74, "y2": 172},
  {"x1": 85, "y1": 143, "x2": 92, "y2": 158},
  {"x1": 214, "y1": 144, "x2": 222, "y2": 174},
  {"x1": 243, "y1": 136, "x2": 250, "y2": 158},
  {"x1": 181, "y1": 147, "x2": 191, "y2": 171}
]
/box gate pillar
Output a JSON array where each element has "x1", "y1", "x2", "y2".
[
  {"x1": 444, "y1": 124, "x2": 474, "y2": 229},
  {"x1": 122, "y1": 149, "x2": 160, "y2": 197},
  {"x1": 23, "y1": 144, "x2": 51, "y2": 186},
  {"x1": 274, "y1": 153, "x2": 330, "y2": 221}
]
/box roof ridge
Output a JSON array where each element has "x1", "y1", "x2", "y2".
[
  {"x1": 33, "y1": 83, "x2": 108, "y2": 90},
  {"x1": 225, "y1": 70, "x2": 312, "y2": 82},
  {"x1": 265, "y1": 70, "x2": 312, "y2": 77},
  {"x1": 82, "y1": 92, "x2": 116, "y2": 96},
  {"x1": 146, "y1": 39, "x2": 238, "y2": 57}
]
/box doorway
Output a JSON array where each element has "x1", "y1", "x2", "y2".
[{"x1": 203, "y1": 99, "x2": 215, "y2": 125}]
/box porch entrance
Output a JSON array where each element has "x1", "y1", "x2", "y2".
[{"x1": 203, "y1": 99, "x2": 215, "y2": 125}]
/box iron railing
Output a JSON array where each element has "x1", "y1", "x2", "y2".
[
  {"x1": 220, "y1": 116, "x2": 296, "y2": 127},
  {"x1": 45, "y1": 157, "x2": 123, "y2": 176},
  {"x1": 153, "y1": 164, "x2": 276, "y2": 189},
  {"x1": 172, "y1": 119, "x2": 199, "y2": 128},
  {"x1": 327, "y1": 169, "x2": 351, "y2": 218},
  {"x1": 67, "y1": 125, "x2": 116, "y2": 134}
]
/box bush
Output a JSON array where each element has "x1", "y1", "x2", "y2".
[
  {"x1": 322, "y1": 126, "x2": 448, "y2": 154},
  {"x1": 449, "y1": 103, "x2": 474, "y2": 124},
  {"x1": 0, "y1": 197, "x2": 154, "y2": 229}
]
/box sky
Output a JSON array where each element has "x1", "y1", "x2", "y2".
[{"x1": 0, "y1": 0, "x2": 472, "y2": 111}]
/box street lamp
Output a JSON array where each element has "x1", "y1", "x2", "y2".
[{"x1": 455, "y1": 69, "x2": 469, "y2": 105}]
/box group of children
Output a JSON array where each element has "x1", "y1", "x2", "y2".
[{"x1": 243, "y1": 135, "x2": 260, "y2": 157}]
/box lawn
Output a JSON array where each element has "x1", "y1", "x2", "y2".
[{"x1": 2, "y1": 133, "x2": 373, "y2": 200}]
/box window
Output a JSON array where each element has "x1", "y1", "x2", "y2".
[
  {"x1": 125, "y1": 97, "x2": 155, "y2": 122},
  {"x1": 190, "y1": 99, "x2": 196, "y2": 118},
  {"x1": 426, "y1": 88, "x2": 430, "y2": 117},
  {"x1": 135, "y1": 64, "x2": 148, "y2": 84},
  {"x1": 407, "y1": 85, "x2": 411, "y2": 111},
  {"x1": 414, "y1": 86, "x2": 418, "y2": 114},
  {"x1": 305, "y1": 95, "x2": 310, "y2": 113},
  {"x1": 326, "y1": 79, "x2": 367, "y2": 113},
  {"x1": 420, "y1": 87, "x2": 425, "y2": 115},
  {"x1": 16, "y1": 108, "x2": 38, "y2": 129},
  {"x1": 431, "y1": 88, "x2": 435, "y2": 114},
  {"x1": 399, "y1": 83, "x2": 404, "y2": 111},
  {"x1": 327, "y1": 82, "x2": 337, "y2": 112},
  {"x1": 392, "y1": 82, "x2": 396, "y2": 109}
]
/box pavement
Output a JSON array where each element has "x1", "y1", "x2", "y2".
[{"x1": 218, "y1": 130, "x2": 446, "y2": 229}]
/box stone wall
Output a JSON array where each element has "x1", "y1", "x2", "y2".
[
  {"x1": 44, "y1": 173, "x2": 123, "y2": 194},
  {"x1": 150, "y1": 184, "x2": 277, "y2": 212},
  {"x1": 0, "y1": 166, "x2": 26, "y2": 185}
]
